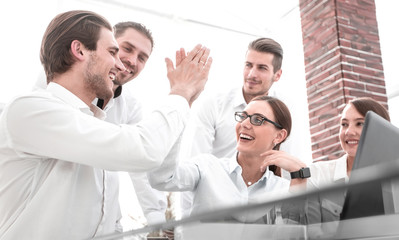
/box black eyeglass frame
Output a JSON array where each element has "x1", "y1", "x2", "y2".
[{"x1": 234, "y1": 111, "x2": 283, "y2": 129}]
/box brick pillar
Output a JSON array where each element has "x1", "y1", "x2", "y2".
[{"x1": 299, "y1": 0, "x2": 388, "y2": 161}]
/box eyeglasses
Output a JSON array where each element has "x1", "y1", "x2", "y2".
[{"x1": 234, "y1": 111, "x2": 283, "y2": 129}]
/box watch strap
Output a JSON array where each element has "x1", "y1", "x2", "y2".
[{"x1": 290, "y1": 167, "x2": 311, "y2": 179}]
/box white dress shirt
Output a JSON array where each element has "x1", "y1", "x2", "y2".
[
  {"x1": 35, "y1": 75, "x2": 168, "y2": 226},
  {"x1": 148, "y1": 152, "x2": 290, "y2": 223},
  {"x1": 181, "y1": 87, "x2": 246, "y2": 159},
  {"x1": 308, "y1": 154, "x2": 348, "y2": 189},
  {"x1": 102, "y1": 86, "x2": 143, "y2": 125},
  {"x1": 306, "y1": 155, "x2": 348, "y2": 238},
  {"x1": 101, "y1": 87, "x2": 168, "y2": 225},
  {"x1": 0, "y1": 83, "x2": 188, "y2": 239}
]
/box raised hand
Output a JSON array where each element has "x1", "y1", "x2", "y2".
[{"x1": 165, "y1": 44, "x2": 213, "y2": 106}]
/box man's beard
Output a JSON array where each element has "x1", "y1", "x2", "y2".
[
  {"x1": 86, "y1": 72, "x2": 113, "y2": 100},
  {"x1": 84, "y1": 56, "x2": 113, "y2": 101},
  {"x1": 112, "y1": 74, "x2": 123, "y2": 86}
]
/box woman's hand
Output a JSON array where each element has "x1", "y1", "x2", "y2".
[
  {"x1": 259, "y1": 150, "x2": 306, "y2": 173},
  {"x1": 260, "y1": 150, "x2": 308, "y2": 189}
]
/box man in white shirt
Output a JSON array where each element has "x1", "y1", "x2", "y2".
[
  {"x1": 0, "y1": 10, "x2": 212, "y2": 240},
  {"x1": 33, "y1": 21, "x2": 171, "y2": 232},
  {"x1": 95, "y1": 22, "x2": 168, "y2": 230},
  {"x1": 182, "y1": 38, "x2": 283, "y2": 159}
]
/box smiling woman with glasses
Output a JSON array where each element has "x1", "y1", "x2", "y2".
[{"x1": 148, "y1": 95, "x2": 309, "y2": 225}]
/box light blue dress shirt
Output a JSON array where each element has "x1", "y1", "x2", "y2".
[{"x1": 148, "y1": 153, "x2": 290, "y2": 223}]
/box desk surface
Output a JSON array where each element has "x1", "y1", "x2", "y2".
[
  {"x1": 179, "y1": 222, "x2": 307, "y2": 240},
  {"x1": 334, "y1": 213, "x2": 399, "y2": 239},
  {"x1": 177, "y1": 214, "x2": 399, "y2": 240}
]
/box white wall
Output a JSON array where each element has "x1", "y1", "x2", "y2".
[
  {"x1": 375, "y1": 0, "x2": 399, "y2": 125},
  {"x1": 0, "y1": 1, "x2": 397, "y2": 121}
]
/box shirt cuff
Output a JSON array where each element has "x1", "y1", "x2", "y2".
[{"x1": 167, "y1": 94, "x2": 190, "y2": 111}]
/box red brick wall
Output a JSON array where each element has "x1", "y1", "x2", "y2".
[{"x1": 299, "y1": 0, "x2": 388, "y2": 161}]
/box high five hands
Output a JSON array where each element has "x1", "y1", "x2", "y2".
[{"x1": 166, "y1": 44, "x2": 213, "y2": 107}]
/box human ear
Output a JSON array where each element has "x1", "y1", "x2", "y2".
[
  {"x1": 274, "y1": 128, "x2": 287, "y2": 145},
  {"x1": 70, "y1": 40, "x2": 85, "y2": 61},
  {"x1": 273, "y1": 69, "x2": 283, "y2": 82}
]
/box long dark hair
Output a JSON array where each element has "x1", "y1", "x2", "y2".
[{"x1": 251, "y1": 95, "x2": 292, "y2": 176}]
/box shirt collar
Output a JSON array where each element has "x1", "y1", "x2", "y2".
[
  {"x1": 114, "y1": 85, "x2": 122, "y2": 98},
  {"x1": 94, "y1": 85, "x2": 122, "y2": 111},
  {"x1": 105, "y1": 98, "x2": 115, "y2": 111},
  {"x1": 228, "y1": 153, "x2": 271, "y2": 182},
  {"x1": 228, "y1": 154, "x2": 240, "y2": 174},
  {"x1": 232, "y1": 87, "x2": 247, "y2": 109},
  {"x1": 47, "y1": 82, "x2": 106, "y2": 119}
]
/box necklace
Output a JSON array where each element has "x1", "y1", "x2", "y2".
[
  {"x1": 237, "y1": 153, "x2": 256, "y2": 186},
  {"x1": 241, "y1": 174, "x2": 253, "y2": 186}
]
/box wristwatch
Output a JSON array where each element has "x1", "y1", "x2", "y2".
[{"x1": 290, "y1": 167, "x2": 311, "y2": 179}]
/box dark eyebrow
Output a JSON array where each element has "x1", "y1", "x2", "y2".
[
  {"x1": 244, "y1": 111, "x2": 269, "y2": 119},
  {"x1": 245, "y1": 61, "x2": 269, "y2": 69},
  {"x1": 256, "y1": 113, "x2": 270, "y2": 120},
  {"x1": 341, "y1": 117, "x2": 365, "y2": 122},
  {"x1": 257, "y1": 64, "x2": 269, "y2": 69}
]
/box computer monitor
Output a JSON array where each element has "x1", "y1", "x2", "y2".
[{"x1": 340, "y1": 111, "x2": 399, "y2": 220}]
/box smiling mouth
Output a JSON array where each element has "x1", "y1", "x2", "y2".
[
  {"x1": 246, "y1": 80, "x2": 258, "y2": 84},
  {"x1": 122, "y1": 61, "x2": 135, "y2": 75},
  {"x1": 346, "y1": 140, "x2": 358, "y2": 145},
  {"x1": 109, "y1": 73, "x2": 116, "y2": 81},
  {"x1": 240, "y1": 133, "x2": 254, "y2": 140},
  {"x1": 124, "y1": 68, "x2": 134, "y2": 75}
]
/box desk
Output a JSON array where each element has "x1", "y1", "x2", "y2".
[
  {"x1": 177, "y1": 214, "x2": 399, "y2": 240},
  {"x1": 306, "y1": 214, "x2": 399, "y2": 239},
  {"x1": 334, "y1": 213, "x2": 399, "y2": 239},
  {"x1": 179, "y1": 222, "x2": 307, "y2": 240}
]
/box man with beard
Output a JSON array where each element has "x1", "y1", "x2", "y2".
[
  {"x1": 98, "y1": 22, "x2": 170, "y2": 234},
  {"x1": 0, "y1": 10, "x2": 211, "y2": 240},
  {"x1": 34, "y1": 21, "x2": 179, "y2": 233},
  {"x1": 94, "y1": 21, "x2": 167, "y2": 234}
]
